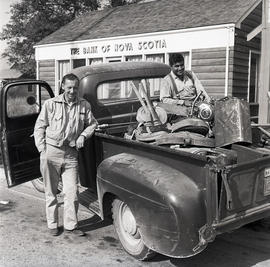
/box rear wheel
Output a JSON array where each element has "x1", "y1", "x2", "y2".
[{"x1": 112, "y1": 198, "x2": 156, "y2": 260}]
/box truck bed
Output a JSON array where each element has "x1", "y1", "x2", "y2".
[{"x1": 79, "y1": 128, "x2": 270, "y2": 232}]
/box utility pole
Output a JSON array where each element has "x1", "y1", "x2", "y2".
[{"x1": 258, "y1": 0, "x2": 270, "y2": 123}]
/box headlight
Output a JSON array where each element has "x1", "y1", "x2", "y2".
[{"x1": 198, "y1": 103, "x2": 214, "y2": 121}]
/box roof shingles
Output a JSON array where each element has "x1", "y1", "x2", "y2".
[{"x1": 37, "y1": 0, "x2": 260, "y2": 46}]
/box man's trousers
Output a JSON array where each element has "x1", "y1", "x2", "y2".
[{"x1": 40, "y1": 143, "x2": 79, "y2": 230}]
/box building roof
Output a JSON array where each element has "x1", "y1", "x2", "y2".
[{"x1": 37, "y1": 0, "x2": 260, "y2": 46}]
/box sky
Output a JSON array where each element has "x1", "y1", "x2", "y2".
[{"x1": 0, "y1": 0, "x2": 20, "y2": 70}]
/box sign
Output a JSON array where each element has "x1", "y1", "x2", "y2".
[
  {"x1": 35, "y1": 25, "x2": 235, "y2": 60},
  {"x1": 70, "y1": 39, "x2": 167, "y2": 56}
]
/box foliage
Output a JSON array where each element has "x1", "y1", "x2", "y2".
[
  {"x1": 1, "y1": 0, "x2": 142, "y2": 78},
  {"x1": 1, "y1": 0, "x2": 99, "y2": 78}
]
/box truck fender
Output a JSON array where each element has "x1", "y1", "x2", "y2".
[{"x1": 97, "y1": 153, "x2": 207, "y2": 258}]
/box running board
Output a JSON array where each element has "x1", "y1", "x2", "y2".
[{"x1": 78, "y1": 185, "x2": 101, "y2": 216}]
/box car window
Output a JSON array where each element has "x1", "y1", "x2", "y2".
[
  {"x1": 6, "y1": 84, "x2": 51, "y2": 118},
  {"x1": 97, "y1": 78, "x2": 165, "y2": 103}
]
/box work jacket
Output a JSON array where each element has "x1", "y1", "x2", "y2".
[{"x1": 34, "y1": 94, "x2": 97, "y2": 153}]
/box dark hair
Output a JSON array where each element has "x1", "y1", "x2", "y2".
[
  {"x1": 169, "y1": 53, "x2": 185, "y2": 66},
  {"x1": 61, "y1": 73, "x2": 80, "y2": 85}
]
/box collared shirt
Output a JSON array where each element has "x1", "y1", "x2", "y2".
[
  {"x1": 63, "y1": 97, "x2": 81, "y2": 147},
  {"x1": 160, "y1": 71, "x2": 210, "y2": 104},
  {"x1": 34, "y1": 94, "x2": 98, "y2": 152}
]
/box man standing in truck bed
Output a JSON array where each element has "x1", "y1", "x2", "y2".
[
  {"x1": 34, "y1": 73, "x2": 97, "y2": 236},
  {"x1": 160, "y1": 53, "x2": 210, "y2": 106}
]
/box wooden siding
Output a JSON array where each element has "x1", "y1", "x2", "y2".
[
  {"x1": 38, "y1": 60, "x2": 55, "y2": 91},
  {"x1": 191, "y1": 47, "x2": 233, "y2": 99},
  {"x1": 232, "y1": 2, "x2": 262, "y2": 99},
  {"x1": 232, "y1": 2, "x2": 262, "y2": 121}
]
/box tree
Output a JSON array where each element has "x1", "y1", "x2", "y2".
[
  {"x1": 1, "y1": 0, "x2": 143, "y2": 78},
  {"x1": 0, "y1": 0, "x2": 100, "y2": 78}
]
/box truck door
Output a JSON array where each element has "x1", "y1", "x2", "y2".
[{"x1": 0, "y1": 81, "x2": 54, "y2": 187}]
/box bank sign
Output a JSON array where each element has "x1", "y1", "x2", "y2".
[
  {"x1": 35, "y1": 26, "x2": 235, "y2": 60},
  {"x1": 70, "y1": 39, "x2": 167, "y2": 57}
]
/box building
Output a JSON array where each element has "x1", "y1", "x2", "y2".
[{"x1": 35, "y1": 0, "x2": 263, "y2": 121}]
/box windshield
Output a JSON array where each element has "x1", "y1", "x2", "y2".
[{"x1": 97, "y1": 77, "x2": 165, "y2": 103}]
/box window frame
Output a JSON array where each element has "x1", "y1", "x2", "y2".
[
  {"x1": 96, "y1": 77, "x2": 164, "y2": 105},
  {"x1": 247, "y1": 50, "x2": 261, "y2": 103}
]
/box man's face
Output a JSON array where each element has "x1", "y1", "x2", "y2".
[
  {"x1": 62, "y1": 79, "x2": 79, "y2": 102},
  {"x1": 171, "y1": 61, "x2": 185, "y2": 77}
]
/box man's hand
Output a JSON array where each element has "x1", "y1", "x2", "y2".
[{"x1": 76, "y1": 135, "x2": 85, "y2": 149}]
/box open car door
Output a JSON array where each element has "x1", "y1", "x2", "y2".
[{"x1": 0, "y1": 80, "x2": 54, "y2": 187}]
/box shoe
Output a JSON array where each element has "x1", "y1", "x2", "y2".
[
  {"x1": 49, "y1": 228, "x2": 59, "y2": 236},
  {"x1": 65, "y1": 228, "x2": 85, "y2": 236}
]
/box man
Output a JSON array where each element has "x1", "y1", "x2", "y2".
[
  {"x1": 34, "y1": 73, "x2": 97, "y2": 236},
  {"x1": 160, "y1": 53, "x2": 210, "y2": 106}
]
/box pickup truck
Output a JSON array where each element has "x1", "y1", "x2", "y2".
[{"x1": 1, "y1": 61, "x2": 270, "y2": 260}]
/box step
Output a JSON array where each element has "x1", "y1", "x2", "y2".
[{"x1": 78, "y1": 185, "x2": 100, "y2": 216}]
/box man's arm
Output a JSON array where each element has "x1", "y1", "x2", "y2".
[
  {"x1": 76, "y1": 101, "x2": 98, "y2": 149},
  {"x1": 34, "y1": 101, "x2": 49, "y2": 153},
  {"x1": 79, "y1": 102, "x2": 98, "y2": 139}
]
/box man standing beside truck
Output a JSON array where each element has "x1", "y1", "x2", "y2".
[
  {"x1": 160, "y1": 53, "x2": 211, "y2": 106},
  {"x1": 34, "y1": 73, "x2": 97, "y2": 236}
]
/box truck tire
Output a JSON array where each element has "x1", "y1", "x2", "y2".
[
  {"x1": 31, "y1": 177, "x2": 62, "y2": 194},
  {"x1": 112, "y1": 198, "x2": 156, "y2": 260}
]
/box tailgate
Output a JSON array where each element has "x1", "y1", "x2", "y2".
[{"x1": 218, "y1": 155, "x2": 270, "y2": 220}]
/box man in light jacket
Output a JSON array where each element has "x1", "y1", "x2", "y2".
[{"x1": 34, "y1": 73, "x2": 97, "y2": 236}]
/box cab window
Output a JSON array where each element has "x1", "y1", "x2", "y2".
[{"x1": 97, "y1": 78, "x2": 165, "y2": 103}]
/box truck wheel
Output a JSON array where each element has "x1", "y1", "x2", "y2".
[
  {"x1": 31, "y1": 177, "x2": 62, "y2": 194},
  {"x1": 112, "y1": 198, "x2": 156, "y2": 260}
]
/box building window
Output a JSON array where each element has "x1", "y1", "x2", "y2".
[
  {"x1": 168, "y1": 52, "x2": 190, "y2": 69},
  {"x1": 145, "y1": 54, "x2": 165, "y2": 96},
  {"x1": 72, "y1": 58, "x2": 86, "y2": 69},
  {"x1": 58, "y1": 60, "x2": 71, "y2": 93},
  {"x1": 146, "y1": 54, "x2": 165, "y2": 63},
  {"x1": 106, "y1": 57, "x2": 122, "y2": 63},
  {"x1": 89, "y1": 58, "x2": 103, "y2": 65},
  {"x1": 125, "y1": 55, "x2": 142, "y2": 62},
  {"x1": 248, "y1": 51, "x2": 260, "y2": 103}
]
